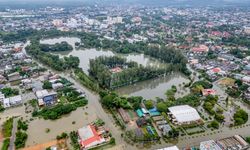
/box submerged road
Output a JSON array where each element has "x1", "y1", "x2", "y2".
[{"x1": 8, "y1": 118, "x2": 17, "y2": 150}]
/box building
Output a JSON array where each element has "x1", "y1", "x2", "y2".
[
  {"x1": 216, "y1": 135, "x2": 249, "y2": 150},
  {"x1": 118, "y1": 108, "x2": 130, "y2": 123},
  {"x1": 8, "y1": 72, "x2": 21, "y2": 82},
  {"x1": 200, "y1": 140, "x2": 222, "y2": 150},
  {"x1": 3, "y1": 95, "x2": 22, "y2": 108},
  {"x1": 157, "y1": 146, "x2": 180, "y2": 150},
  {"x1": 202, "y1": 89, "x2": 216, "y2": 96},
  {"x1": 78, "y1": 125, "x2": 106, "y2": 149},
  {"x1": 168, "y1": 105, "x2": 202, "y2": 125},
  {"x1": 35, "y1": 90, "x2": 57, "y2": 106},
  {"x1": 191, "y1": 45, "x2": 209, "y2": 53}
]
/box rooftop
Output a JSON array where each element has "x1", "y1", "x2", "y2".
[{"x1": 168, "y1": 105, "x2": 201, "y2": 124}]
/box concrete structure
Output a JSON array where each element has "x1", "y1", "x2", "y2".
[
  {"x1": 3, "y1": 95, "x2": 22, "y2": 108},
  {"x1": 35, "y1": 90, "x2": 57, "y2": 106},
  {"x1": 168, "y1": 105, "x2": 202, "y2": 125},
  {"x1": 200, "y1": 140, "x2": 222, "y2": 150}
]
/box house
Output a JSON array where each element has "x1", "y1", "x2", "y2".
[
  {"x1": 148, "y1": 108, "x2": 161, "y2": 116},
  {"x1": 78, "y1": 125, "x2": 106, "y2": 149},
  {"x1": 8, "y1": 72, "x2": 21, "y2": 82},
  {"x1": 35, "y1": 90, "x2": 57, "y2": 106},
  {"x1": 3, "y1": 95, "x2": 22, "y2": 108},
  {"x1": 136, "y1": 118, "x2": 147, "y2": 127},
  {"x1": 202, "y1": 89, "x2": 216, "y2": 96},
  {"x1": 242, "y1": 76, "x2": 250, "y2": 84},
  {"x1": 158, "y1": 124, "x2": 172, "y2": 136},
  {"x1": 191, "y1": 45, "x2": 209, "y2": 53},
  {"x1": 110, "y1": 67, "x2": 123, "y2": 74},
  {"x1": 168, "y1": 105, "x2": 202, "y2": 125},
  {"x1": 52, "y1": 83, "x2": 63, "y2": 90},
  {"x1": 118, "y1": 108, "x2": 130, "y2": 123},
  {"x1": 216, "y1": 135, "x2": 249, "y2": 150}
]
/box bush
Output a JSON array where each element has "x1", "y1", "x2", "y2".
[
  {"x1": 210, "y1": 121, "x2": 219, "y2": 129},
  {"x1": 110, "y1": 137, "x2": 116, "y2": 145},
  {"x1": 56, "y1": 132, "x2": 68, "y2": 140}
]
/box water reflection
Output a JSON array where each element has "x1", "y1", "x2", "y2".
[{"x1": 116, "y1": 73, "x2": 190, "y2": 100}]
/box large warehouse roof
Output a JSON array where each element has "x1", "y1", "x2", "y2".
[{"x1": 168, "y1": 105, "x2": 201, "y2": 123}]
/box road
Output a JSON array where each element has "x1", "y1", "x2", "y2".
[
  {"x1": 151, "y1": 123, "x2": 250, "y2": 149},
  {"x1": 8, "y1": 118, "x2": 17, "y2": 150}
]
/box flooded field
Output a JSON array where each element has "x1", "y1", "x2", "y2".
[
  {"x1": 26, "y1": 106, "x2": 97, "y2": 146},
  {"x1": 116, "y1": 73, "x2": 190, "y2": 100}
]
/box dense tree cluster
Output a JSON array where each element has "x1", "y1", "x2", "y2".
[
  {"x1": 1, "y1": 87, "x2": 19, "y2": 97},
  {"x1": 223, "y1": 36, "x2": 250, "y2": 48},
  {"x1": 15, "y1": 131, "x2": 28, "y2": 149},
  {"x1": 32, "y1": 99, "x2": 88, "y2": 120},
  {"x1": 203, "y1": 95, "x2": 219, "y2": 115},
  {"x1": 89, "y1": 56, "x2": 165, "y2": 89},
  {"x1": 145, "y1": 45, "x2": 190, "y2": 75},
  {"x1": 2, "y1": 118, "x2": 13, "y2": 138},
  {"x1": 39, "y1": 41, "x2": 73, "y2": 52},
  {"x1": 26, "y1": 40, "x2": 79, "y2": 71},
  {"x1": 99, "y1": 91, "x2": 143, "y2": 110}
]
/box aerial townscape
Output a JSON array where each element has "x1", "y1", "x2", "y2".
[{"x1": 0, "y1": 0, "x2": 250, "y2": 150}]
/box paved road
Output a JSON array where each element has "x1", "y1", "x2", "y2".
[{"x1": 8, "y1": 118, "x2": 17, "y2": 150}]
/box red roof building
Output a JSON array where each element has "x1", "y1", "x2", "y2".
[
  {"x1": 191, "y1": 45, "x2": 209, "y2": 53},
  {"x1": 211, "y1": 68, "x2": 221, "y2": 73},
  {"x1": 202, "y1": 89, "x2": 217, "y2": 96},
  {"x1": 78, "y1": 125, "x2": 106, "y2": 149},
  {"x1": 110, "y1": 67, "x2": 123, "y2": 73}
]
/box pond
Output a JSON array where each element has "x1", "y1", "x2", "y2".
[{"x1": 40, "y1": 37, "x2": 165, "y2": 74}]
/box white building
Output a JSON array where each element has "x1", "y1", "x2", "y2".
[
  {"x1": 3, "y1": 95, "x2": 22, "y2": 108},
  {"x1": 168, "y1": 105, "x2": 202, "y2": 125},
  {"x1": 157, "y1": 146, "x2": 180, "y2": 150},
  {"x1": 200, "y1": 140, "x2": 222, "y2": 150}
]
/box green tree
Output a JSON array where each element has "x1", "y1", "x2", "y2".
[
  {"x1": 156, "y1": 102, "x2": 168, "y2": 112},
  {"x1": 144, "y1": 100, "x2": 154, "y2": 109},
  {"x1": 42, "y1": 81, "x2": 52, "y2": 89}
]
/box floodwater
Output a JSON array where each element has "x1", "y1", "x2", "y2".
[
  {"x1": 26, "y1": 106, "x2": 97, "y2": 146},
  {"x1": 116, "y1": 73, "x2": 190, "y2": 100},
  {"x1": 40, "y1": 37, "x2": 165, "y2": 74},
  {"x1": 40, "y1": 37, "x2": 190, "y2": 100}
]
